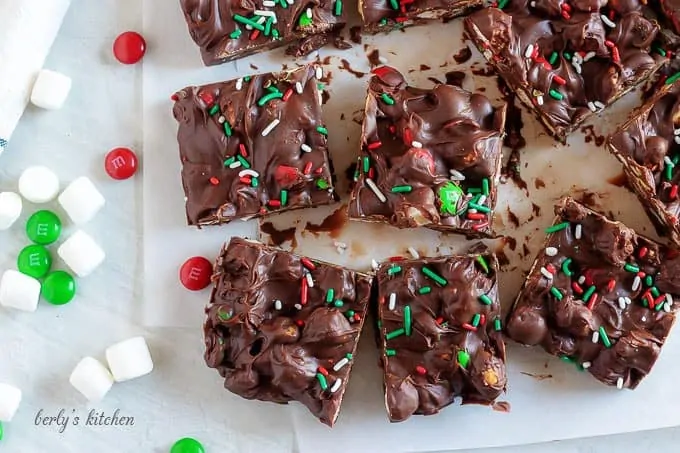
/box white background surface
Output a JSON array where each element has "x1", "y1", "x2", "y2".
[{"x1": 2, "y1": 0, "x2": 680, "y2": 452}]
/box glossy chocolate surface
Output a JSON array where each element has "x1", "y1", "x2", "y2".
[
  {"x1": 507, "y1": 198, "x2": 680, "y2": 389},
  {"x1": 360, "y1": 0, "x2": 482, "y2": 32},
  {"x1": 348, "y1": 66, "x2": 506, "y2": 236},
  {"x1": 376, "y1": 245, "x2": 506, "y2": 422},
  {"x1": 172, "y1": 65, "x2": 338, "y2": 226},
  {"x1": 203, "y1": 237, "x2": 372, "y2": 426}
]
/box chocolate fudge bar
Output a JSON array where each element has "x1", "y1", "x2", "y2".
[
  {"x1": 507, "y1": 198, "x2": 680, "y2": 389},
  {"x1": 376, "y1": 246, "x2": 506, "y2": 422},
  {"x1": 465, "y1": 3, "x2": 666, "y2": 142},
  {"x1": 348, "y1": 66, "x2": 507, "y2": 236},
  {"x1": 203, "y1": 237, "x2": 372, "y2": 426},
  {"x1": 608, "y1": 78, "x2": 680, "y2": 246},
  {"x1": 360, "y1": 0, "x2": 483, "y2": 34},
  {"x1": 180, "y1": 0, "x2": 346, "y2": 65},
  {"x1": 172, "y1": 65, "x2": 338, "y2": 226}
]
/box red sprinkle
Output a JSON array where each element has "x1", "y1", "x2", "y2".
[
  {"x1": 643, "y1": 291, "x2": 654, "y2": 307},
  {"x1": 282, "y1": 88, "x2": 294, "y2": 101},
  {"x1": 388, "y1": 125, "x2": 396, "y2": 134},
  {"x1": 479, "y1": 314, "x2": 486, "y2": 326},
  {"x1": 462, "y1": 323, "x2": 478, "y2": 332},
  {"x1": 467, "y1": 212, "x2": 486, "y2": 221},
  {"x1": 268, "y1": 200, "x2": 282, "y2": 208},
  {"x1": 605, "y1": 40, "x2": 616, "y2": 48},
  {"x1": 315, "y1": 167, "x2": 324, "y2": 175},
  {"x1": 655, "y1": 295, "x2": 666, "y2": 308},
  {"x1": 671, "y1": 185, "x2": 679, "y2": 200},
  {"x1": 607, "y1": 279, "x2": 616, "y2": 292},
  {"x1": 395, "y1": 16, "x2": 408, "y2": 23},
  {"x1": 546, "y1": 263, "x2": 557, "y2": 275},
  {"x1": 561, "y1": 10, "x2": 571, "y2": 20},
  {"x1": 415, "y1": 365, "x2": 427, "y2": 375},
  {"x1": 403, "y1": 128, "x2": 413, "y2": 145},
  {"x1": 435, "y1": 317, "x2": 444, "y2": 325},
  {"x1": 379, "y1": 296, "x2": 385, "y2": 305},
  {"x1": 301, "y1": 257, "x2": 316, "y2": 271},
  {"x1": 639, "y1": 247, "x2": 649, "y2": 258},
  {"x1": 368, "y1": 141, "x2": 383, "y2": 150},
  {"x1": 389, "y1": 256, "x2": 406, "y2": 262},
  {"x1": 179, "y1": 257, "x2": 213, "y2": 291},
  {"x1": 171, "y1": 94, "x2": 179, "y2": 101},
  {"x1": 209, "y1": 177, "x2": 220, "y2": 186},
  {"x1": 637, "y1": 271, "x2": 646, "y2": 278},
  {"x1": 561, "y1": 3, "x2": 572, "y2": 12},
  {"x1": 318, "y1": 366, "x2": 329, "y2": 377},
  {"x1": 259, "y1": 207, "x2": 268, "y2": 215},
  {"x1": 368, "y1": 168, "x2": 375, "y2": 179},
  {"x1": 250, "y1": 29, "x2": 260, "y2": 40},
  {"x1": 198, "y1": 91, "x2": 215, "y2": 106},
  {"x1": 354, "y1": 313, "x2": 362, "y2": 322},
  {"x1": 239, "y1": 144, "x2": 248, "y2": 157},
  {"x1": 473, "y1": 221, "x2": 489, "y2": 231},
  {"x1": 371, "y1": 66, "x2": 393, "y2": 80},
  {"x1": 295, "y1": 320, "x2": 305, "y2": 327},
  {"x1": 542, "y1": 61, "x2": 553, "y2": 70},
  {"x1": 609, "y1": 9, "x2": 615, "y2": 20},
  {"x1": 553, "y1": 75, "x2": 567, "y2": 85},
  {"x1": 239, "y1": 176, "x2": 252, "y2": 185},
  {"x1": 303, "y1": 162, "x2": 313, "y2": 175},
  {"x1": 583, "y1": 270, "x2": 595, "y2": 286},
  {"x1": 587, "y1": 293, "x2": 599, "y2": 310},
  {"x1": 301, "y1": 278, "x2": 309, "y2": 305},
  {"x1": 611, "y1": 47, "x2": 620, "y2": 63},
  {"x1": 572, "y1": 282, "x2": 584, "y2": 294},
  {"x1": 531, "y1": 45, "x2": 539, "y2": 59}
]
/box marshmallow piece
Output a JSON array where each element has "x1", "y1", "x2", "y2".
[
  {"x1": 57, "y1": 230, "x2": 105, "y2": 277},
  {"x1": 105, "y1": 336, "x2": 154, "y2": 382},
  {"x1": 69, "y1": 357, "x2": 114, "y2": 402},
  {"x1": 58, "y1": 177, "x2": 105, "y2": 224},
  {"x1": 0, "y1": 270, "x2": 41, "y2": 312},
  {"x1": 0, "y1": 383, "x2": 22, "y2": 422},
  {"x1": 18, "y1": 166, "x2": 60, "y2": 203},
  {"x1": 0, "y1": 192, "x2": 22, "y2": 230},
  {"x1": 30, "y1": 69, "x2": 72, "y2": 110}
]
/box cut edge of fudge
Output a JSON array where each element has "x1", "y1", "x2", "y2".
[
  {"x1": 359, "y1": 0, "x2": 484, "y2": 34},
  {"x1": 204, "y1": 237, "x2": 372, "y2": 427}
]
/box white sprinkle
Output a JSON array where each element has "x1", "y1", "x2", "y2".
[
  {"x1": 664, "y1": 302, "x2": 672, "y2": 313},
  {"x1": 294, "y1": 303, "x2": 303, "y2": 310},
  {"x1": 239, "y1": 169, "x2": 259, "y2": 178},
  {"x1": 545, "y1": 247, "x2": 558, "y2": 256},
  {"x1": 536, "y1": 95, "x2": 544, "y2": 106},
  {"x1": 468, "y1": 209, "x2": 478, "y2": 214},
  {"x1": 625, "y1": 296, "x2": 632, "y2": 305},
  {"x1": 632, "y1": 275, "x2": 641, "y2": 291},
  {"x1": 572, "y1": 53, "x2": 583, "y2": 65},
  {"x1": 642, "y1": 316, "x2": 647, "y2": 322},
  {"x1": 524, "y1": 44, "x2": 534, "y2": 59},
  {"x1": 575, "y1": 224, "x2": 582, "y2": 239},
  {"x1": 306, "y1": 7, "x2": 312, "y2": 18},
  {"x1": 582, "y1": 361, "x2": 592, "y2": 369},
  {"x1": 305, "y1": 272, "x2": 314, "y2": 288},
  {"x1": 261, "y1": 118, "x2": 280, "y2": 136},
  {"x1": 388, "y1": 293, "x2": 397, "y2": 311},
  {"x1": 578, "y1": 275, "x2": 586, "y2": 285},
  {"x1": 236, "y1": 78, "x2": 243, "y2": 90},
  {"x1": 371, "y1": 259, "x2": 380, "y2": 270},
  {"x1": 287, "y1": 0, "x2": 294, "y2": 4},
  {"x1": 665, "y1": 156, "x2": 675, "y2": 167},
  {"x1": 594, "y1": 101, "x2": 605, "y2": 109},
  {"x1": 333, "y1": 357, "x2": 350, "y2": 371},
  {"x1": 246, "y1": 24, "x2": 253, "y2": 30},
  {"x1": 477, "y1": 195, "x2": 487, "y2": 206},
  {"x1": 666, "y1": 293, "x2": 673, "y2": 306},
  {"x1": 530, "y1": 1, "x2": 536, "y2": 6},
  {"x1": 334, "y1": 241, "x2": 347, "y2": 249},
  {"x1": 411, "y1": 141, "x2": 423, "y2": 148},
  {"x1": 330, "y1": 378, "x2": 342, "y2": 393},
  {"x1": 254, "y1": 10, "x2": 276, "y2": 17},
  {"x1": 674, "y1": 128, "x2": 680, "y2": 136},
  {"x1": 572, "y1": 62, "x2": 582, "y2": 74},
  {"x1": 618, "y1": 297, "x2": 627, "y2": 309},
  {"x1": 263, "y1": 0, "x2": 276, "y2": 5},
  {"x1": 295, "y1": 81, "x2": 304, "y2": 94},
  {"x1": 218, "y1": 115, "x2": 226, "y2": 124},
  {"x1": 336, "y1": 246, "x2": 345, "y2": 255},
  {"x1": 315, "y1": 66, "x2": 323, "y2": 80},
  {"x1": 675, "y1": 136, "x2": 680, "y2": 145},
  {"x1": 408, "y1": 247, "x2": 420, "y2": 259},
  {"x1": 584, "y1": 51, "x2": 596, "y2": 62},
  {"x1": 616, "y1": 377, "x2": 624, "y2": 390},
  {"x1": 449, "y1": 169, "x2": 466, "y2": 181},
  {"x1": 274, "y1": 300, "x2": 283, "y2": 310},
  {"x1": 601, "y1": 14, "x2": 616, "y2": 28},
  {"x1": 301, "y1": 143, "x2": 312, "y2": 152},
  {"x1": 229, "y1": 161, "x2": 242, "y2": 169},
  {"x1": 318, "y1": 91, "x2": 323, "y2": 105},
  {"x1": 256, "y1": 15, "x2": 267, "y2": 25},
  {"x1": 540, "y1": 267, "x2": 554, "y2": 280},
  {"x1": 365, "y1": 178, "x2": 387, "y2": 203},
  {"x1": 591, "y1": 330, "x2": 600, "y2": 343},
  {"x1": 587, "y1": 101, "x2": 597, "y2": 112}
]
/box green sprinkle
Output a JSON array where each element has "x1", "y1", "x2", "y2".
[
  {"x1": 334, "y1": 300, "x2": 344, "y2": 308},
  {"x1": 476, "y1": 256, "x2": 489, "y2": 273},
  {"x1": 243, "y1": 76, "x2": 251, "y2": 82},
  {"x1": 251, "y1": 177, "x2": 259, "y2": 188},
  {"x1": 346, "y1": 310, "x2": 355, "y2": 317},
  {"x1": 549, "y1": 89, "x2": 564, "y2": 100},
  {"x1": 257, "y1": 92, "x2": 283, "y2": 107},
  {"x1": 479, "y1": 294, "x2": 493, "y2": 306},
  {"x1": 266, "y1": 85, "x2": 281, "y2": 94},
  {"x1": 209, "y1": 104, "x2": 220, "y2": 116},
  {"x1": 666, "y1": 71, "x2": 680, "y2": 85},
  {"x1": 563, "y1": 52, "x2": 572, "y2": 60},
  {"x1": 470, "y1": 194, "x2": 482, "y2": 204},
  {"x1": 377, "y1": 320, "x2": 382, "y2": 329},
  {"x1": 545, "y1": 222, "x2": 570, "y2": 233},
  {"x1": 561, "y1": 258, "x2": 573, "y2": 276},
  {"x1": 334, "y1": 0, "x2": 343, "y2": 16},
  {"x1": 223, "y1": 156, "x2": 236, "y2": 167},
  {"x1": 468, "y1": 202, "x2": 491, "y2": 213},
  {"x1": 363, "y1": 156, "x2": 370, "y2": 173},
  {"x1": 381, "y1": 93, "x2": 395, "y2": 105},
  {"x1": 264, "y1": 17, "x2": 272, "y2": 36},
  {"x1": 326, "y1": 289, "x2": 335, "y2": 303},
  {"x1": 386, "y1": 349, "x2": 396, "y2": 356},
  {"x1": 387, "y1": 265, "x2": 402, "y2": 276},
  {"x1": 599, "y1": 326, "x2": 612, "y2": 348},
  {"x1": 272, "y1": 29, "x2": 280, "y2": 39},
  {"x1": 645, "y1": 275, "x2": 654, "y2": 287},
  {"x1": 233, "y1": 14, "x2": 265, "y2": 31},
  {"x1": 218, "y1": 310, "x2": 232, "y2": 321},
  {"x1": 471, "y1": 313, "x2": 481, "y2": 327},
  {"x1": 280, "y1": 190, "x2": 288, "y2": 206},
  {"x1": 467, "y1": 187, "x2": 482, "y2": 194},
  {"x1": 346, "y1": 353, "x2": 353, "y2": 359},
  {"x1": 317, "y1": 82, "x2": 325, "y2": 90},
  {"x1": 550, "y1": 287, "x2": 563, "y2": 300},
  {"x1": 666, "y1": 164, "x2": 674, "y2": 181},
  {"x1": 316, "y1": 179, "x2": 330, "y2": 190},
  {"x1": 279, "y1": 0, "x2": 288, "y2": 8},
  {"x1": 651, "y1": 286, "x2": 660, "y2": 298},
  {"x1": 654, "y1": 46, "x2": 667, "y2": 57},
  {"x1": 316, "y1": 373, "x2": 328, "y2": 390},
  {"x1": 236, "y1": 155, "x2": 250, "y2": 169},
  {"x1": 418, "y1": 286, "x2": 432, "y2": 295},
  {"x1": 457, "y1": 350, "x2": 470, "y2": 368},
  {"x1": 299, "y1": 13, "x2": 313, "y2": 27},
  {"x1": 582, "y1": 285, "x2": 596, "y2": 303},
  {"x1": 549, "y1": 51, "x2": 558, "y2": 65},
  {"x1": 380, "y1": 18, "x2": 388, "y2": 25},
  {"x1": 498, "y1": 0, "x2": 508, "y2": 8},
  {"x1": 482, "y1": 178, "x2": 490, "y2": 196},
  {"x1": 421, "y1": 266, "x2": 448, "y2": 286},
  {"x1": 560, "y1": 355, "x2": 574, "y2": 363},
  {"x1": 404, "y1": 305, "x2": 412, "y2": 336},
  {"x1": 386, "y1": 328, "x2": 405, "y2": 340},
  {"x1": 624, "y1": 263, "x2": 639, "y2": 273},
  {"x1": 316, "y1": 126, "x2": 328, "y2": 136},
  {"x1": 494, "y1": 318, "x2": 502, "y2": 331},
  {"x1": 642, "y1": 297, "x2": 649, "y2": 308},
  {"x1": 229, "y1": 29, "x2": 242, "y2": 39},
  {"x1": 391, "y1": 185, "x2": 413, "y2": 193},
  {"x1": 223, "y1": 121, "x2": 233, "y2": 137},
  {"x1": 390, "y1": 0, "x2": 399, "y2": 9}
]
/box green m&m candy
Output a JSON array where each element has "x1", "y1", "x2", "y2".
[
  {"x1": 42, "y1": 271, "x2": 76, "y2": 305},
  {"x1": 17, "y1": 245, "x2": 52, "y2": 278},
  {"x1": 170, "y1": 437, "x2": 205, "y2": 453},
  {"x1": 438, "y1": 182, "x2": 463, "y2": 215},
  {"x1": 26, "y1": 210, "x2": 62, "y2": 245}
]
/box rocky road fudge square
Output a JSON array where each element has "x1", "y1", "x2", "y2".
[
  {"x1": 507, "y1": 197, "x2": 680, "y2": 390},
  {"x1": 172, "y1": 64, "x2": 338, "y2": 227},
  {"x1": 203, "y1": 237, "x2": 373, "y2": 426},
  {"x1": 376, "y1": 244, "x2": 506, "y2": 422},
  {"x1": 348, "y1": 65, "x2": 506, "y2": 237}
]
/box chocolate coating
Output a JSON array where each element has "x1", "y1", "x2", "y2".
[
  {"x1": 376, "y1": 245, "x2": 506, "y2": 422},
  {"x1": 348, "y1": 66, "x2": 506, "y2": 236},
  {"x1": 203, "y1": 237, "x2": 372, "y2": 426},
  {"x1": 172, "y1": 65, "x2": 338, "y2": 226},
  {"x1": 608, "y1": 79, "x2": 680, "y2": 246},
  {"x1": 180, "y1": 0, "x2": 346, "y2": 65},
  {"x1": 465, "y1": 2, "x2": 665, "y2": 141},
  {"x1": 660, "y1": 0, "x2": 680, "y2": 34},
  {"x1": 360, "y1": 0, "x2": 482, "y2": 33},
  {"x1": 507, "y1": 198, "x2": 680, "y2": 389}
]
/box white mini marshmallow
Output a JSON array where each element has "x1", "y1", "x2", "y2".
[
  {"x1": 57, "y1": 230, "x2": 105, "y2": 277},
  {"x1": 69, "y1": 357, "x2": 114, "y2": 402},
  {"x1": 0, "y1": 383, "x2": 22, "y2": 422},
  {"x1": 105, "y1": 336, "x2": 154, "y2": 382},
  {"x1": 58, "y1": 177, "x2": 105, "y2": 224},
  {"x1": 30, "y1": 69, "x2": 72, "y2": 110},
  {"x1": 18, "y1": 166, "x2": 60, "y2": 203},
  {"x1": 0, "y1": 270, "x2": 41, "y2": 312},
  {"x1": 0, "y1": 192, "x2": 22, "y2": 230}
]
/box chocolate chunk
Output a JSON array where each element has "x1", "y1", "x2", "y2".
[
  {"x1": 172, "y1": 65, "x2": 338, "y2": 226},
  {"x1": 507, "y1": 198, "x2": 680, "y2": 390},
  {"x1": 376, "y1": 245, "x2": 506, "y2": 422},
  {"x1": 360, "y1": 0, "x2": 484, "y2": 34},
  {"x1": 204, "y1": 237, "x2": 372, "y2": 426}
]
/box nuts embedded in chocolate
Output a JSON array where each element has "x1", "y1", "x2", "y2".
[
  {"x1": 507, "y1": 308, "x2": 548, "y2": 346},
  {"x1": 643, "y1": 136, "x2": 668, "y2": 166}
]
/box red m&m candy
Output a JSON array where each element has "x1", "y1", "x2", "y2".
[
  {"x1": 180, "y1": 257, "x2": 213, "y2": 291},
  {"x1": 113, "y1": 31, "x2": 146, "y2": 65},
  {"x1": 105, "y1": 147, "x2": 138, "y2": 180}
]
